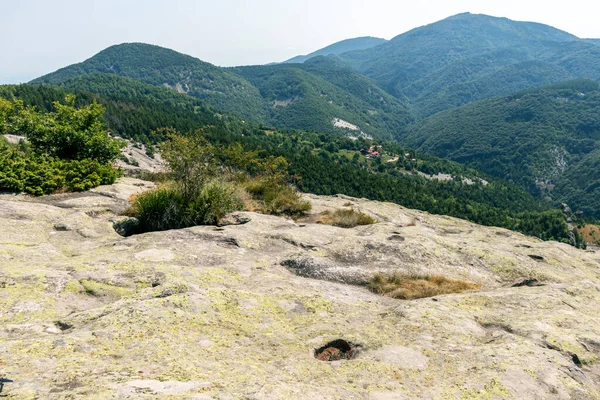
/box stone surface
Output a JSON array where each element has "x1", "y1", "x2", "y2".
[{"x1": 0, "y1": 178, "x2": 599, "y2": 399}]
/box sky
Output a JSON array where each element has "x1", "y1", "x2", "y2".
[{"x1": 2, "y1": 0, "x2": 600, "y2": 84}]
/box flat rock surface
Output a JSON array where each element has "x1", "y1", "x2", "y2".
[{"x1": 1, "y1": 178, "x2": 600, "y2": 399}]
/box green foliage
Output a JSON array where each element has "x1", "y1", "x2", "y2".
[
  {"x1": 130, "y1": 188, "x2": 188, "y2": 232},
  {"x1": 0, "y1": 140, "x2": 119, "y2": 195},
  {"x1": 159, "y1": 129, "x2": 220, "y2": 200},
  {"x1": 131, "y1": 182, "x2": 243, "y2": 232},
  {"x1": 0, "y1": 98, "x2": 15, "y2": 132},
  {"x1": 404, "y1": 79, "x2": 600, "y2": 218},
  {"x1": 0, "y1": 96, "x2": 121, "y2": 195},
  {"x1": 5, "y1": 94, "x2": 123, "y2": 163},
  {"x1": 245, "y1": 178, "x2": 312, "y2": 217},
  {"x1": 0, "y1": 78, "x2": 243, "y2": 145},
  {"x1": 188, "y1": 180, "x2": 244, "y2": 225}
]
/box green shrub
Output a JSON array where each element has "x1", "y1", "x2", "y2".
[
  {"x1": 0, "y1": 141, "x2": 119, "y2": 195},
  {"x1": 188, "y1": 180, "x2": 243, "y2": 225},
  {"x1": 131, "y1": 181, "x2": 243, "y2": 232},
  {"x1": 245, "y1": 178, "x2": 311, "y2": 217},
  {"x1": 130, "y1": 187, "x2": 188, "y2": 232}
]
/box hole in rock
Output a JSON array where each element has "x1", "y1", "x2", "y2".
[
  {"x1": 314, "y1": 339, "x2": 361, "y2": 361},
  {"x1": 528, "y1": 255, "x2": 544, "y2": 261},
  {"x1": 512, "y1": 279, "x2": 544, "y2": 287},
  {"x1": 55, "y1": 321, "x2": 73, "y2": 331}
]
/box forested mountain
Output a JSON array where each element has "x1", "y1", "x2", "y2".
[
  {"x1": 32, "y1": 43, "x2": 269, "y2": 122},
  {"x1": 284, "y1": 36, "x2": 387, "y2": 64},
  {"x1": 232, "y1": 63, "x2": 414, "y2": 139},
  {"x1": 333, "y1": 13, "x2": 600, "y2": 116},
  {"x1": 403, "y1": 79, "x2": 600, "y2": 218},
  {"x1": 24, "y1": 13, "x2": 600, "y2": 225},
  {"x1": 32, "y1": 43, "x2": 415, "y2": 140}
]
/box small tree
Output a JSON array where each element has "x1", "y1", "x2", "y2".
[{"x1": 158, "y1": 129, "x2": 219, "y2": 201}]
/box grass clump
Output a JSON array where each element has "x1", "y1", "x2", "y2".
[
  {"x1": 130, "y1": 181, "x2": 243, "y2": 232},
  {"x1": 316, "y1": 208, "x2": 376, "y2": 228},
  {"x1": 245, "y1": 178, "x2": 311, "y2": 217},
  {"x1": 368, "y1": 272, "x2": 480, "y2": 299}
]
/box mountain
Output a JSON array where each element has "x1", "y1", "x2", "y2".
[
  {"x1": 402, "y1": 79, "x2": 600, "y2": 218},
  {"x1": 32, "y1": 43, "x2": 415, "y2": 140},
  {"x1": 232, "y1": 63, "x2": 415, "y2": 139},
  {"x1": 333, "y1": 13, "x2": 600, "y2": 116},
  {"x1": 283, "y1": 36, "x2": 387, "y2": 64},
  {"x1": 32, "y1": 43, "x2": 269, "y2": 122}
]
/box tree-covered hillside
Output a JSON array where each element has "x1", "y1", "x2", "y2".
[
  {"x1": 32, "y1": 43, "x2": 414, "y2": 140},
  {"x1": 0, "y1": 76, "x2": 241, "y2": 144},
  {"x1": 31, "y1": 43, "x2": 269, "y2": 122},
  {"x1": 232, "y1": 63, "x2": 415, "y2": 139},
  {"x1": 403, "y1": 79, "x2": 600, "y2": 218},
  {"x1": 284, "y1": 36, "x2": 387, "y2": 64},
  {"x1": 334, "y1": 13, "x2": 600, "y2": 116}
]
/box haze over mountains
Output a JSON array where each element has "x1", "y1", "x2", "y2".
[
  {"x1": 17, "y1": 12, "x2": 600, "y2": 219},
  {"x1": 283, "y1": 36, "x2": 387, "y2": 64}
]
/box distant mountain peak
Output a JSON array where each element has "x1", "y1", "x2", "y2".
[{"x1": 283, "y1": 36, "x2": 387, "y2": 64}]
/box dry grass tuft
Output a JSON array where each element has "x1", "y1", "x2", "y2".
[
  {"x1": 316, "y1": 208, "x2": 376, "y2": 228},
  {"x1": 578, "y1": 224, "x2": 600, "y2": 245},
  {"x1": 368, "y1": 272, "x2": 480, "y2": 299}
]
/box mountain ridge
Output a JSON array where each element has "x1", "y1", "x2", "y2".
[{"x1": 283, "y1": 36, "x2": 387, "y2": 64}]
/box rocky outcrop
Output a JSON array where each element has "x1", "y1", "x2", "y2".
[{"x1": 1, "y1": 178, "x2": 600, "y2": 399}]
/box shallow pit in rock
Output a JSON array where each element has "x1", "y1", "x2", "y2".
[
  {"x1": 314, "y1": 339, "x2": 361, "y2": 361},
  {"x1": 512, "y1": 278, "x2": 544, "y2": 287}
]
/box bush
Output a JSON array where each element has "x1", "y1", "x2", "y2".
[
  {"x1": 0, "y1": 141, "x2": 119, "y2": 195},
  {"x1": 0, "y1": 96, "x2": 122, "y2": 196},
  {"x1": 188, "y1": 181, "x2": 244, "y2": 225},
  {"x1": 130, "y1": 187, "x2": 188, "y2": 232},
  {"x1": 11, "y1": 95, "x2": 123, "y2": 163},
  {"x1": 245, "y1": 178, "x2": 311, "y2": 217},
  {"x1": 130, "y1": 181, "x2": 243, "y2": 232},
  {"x1": 368, "y1": 272, "x2": 480, "y2": 299}
]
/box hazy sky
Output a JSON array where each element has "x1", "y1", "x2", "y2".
[{"x1": 2, "y1": 0, "x2": 600, "y2": 84}]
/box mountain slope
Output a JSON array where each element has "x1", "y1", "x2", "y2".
[
  {"x1": 334, "y1": 13, "x2": 600, "y2": 116},
  {"x1": 1, "y1": 75, "x2": 238, "y2": 143},
  {"x1": 403, "y1": 79, "x2": 600, "y2": 217},
  {"x1": 32, "y1": 43, "x2": 269, "y2": 122},
  {"x1": 232, "y1": 63, "x2": 415, "y2": 139},
  {"x1": 284, "y1": 36, "x2": 386, "y2": 64},
  {"x1": 32, "y1": 43, "x2": 416, "y2": 140}
]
